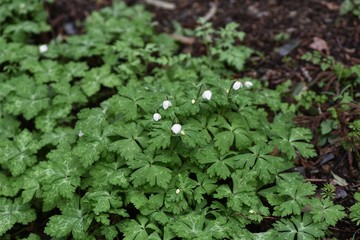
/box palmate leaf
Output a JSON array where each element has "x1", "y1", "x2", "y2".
[
  {"x1": 271, "y1": 127, "x2": 317, "y2": 159},
  {"x1": 81, "y1": 65, "x2": 121, "y2": 96},
  {"x1": 34, "y1": 145, "x2": 84, "y2": 210},
  {"x1": 128, "y1": 153, "x2": 172, "y2": 189},
  {"x1": 273, "y1": 213, "x2": 326, "y2": 240},
  {"x1": 350, "y1": 193, "x2": 360, "y2": 225},
  {"x1": 235, "y1": 144, "x2": 290, "y2": 182},
  {"x1": 105, "y1": 86, "x2": 155, "y2": 121},
  {"x1": 309, "y1": 198, "x2": 345, "y2": 226},
  {"x1": 213, "y1": 114, "x2": 252, "y2": 154},
  {"x1": 195, "y1": 147, "x2": 240, "y2": 179},
  {"x1": 0, "y1": 197, "x2": 36, "y2": 236},
  {"x1": 84, "y1": 191, "x2": 123, "y2": 215},
  {"x1": 44, "y1": 197, "x2": 94, "y2": 239},
  {"x1": 88, "y1": 162, "x2": 130, "y2": 189},
  {"x1": 0, "y1": 129, "x2": 39, "y2": 176},
  {"x1": 180, "y1": 119, "x2": 211, "y2": 148},
  {"x1": 214, "y1": 170, "x2": 261, "y2": 212},
  {"x1": 169, "y1": 210, "x2": 229, "y2": 240},
  {"x1": 20, "y1": 59, "x2": 63, "y2": 84},
  {"x1": 4, "y1": 76, "x2": 49, "y2": 120},
  {"x1": 119, "y1": 215, "x2": 161, "y2": 240},
  {"x1": 108, "y1": 122, "x2": 147, "y2": 160},
  {"x1": 259, "y1": 173, "x2": 316, "y2": 217},
  {"x1": 148, "y1": 120, "x2": 172, "y2": 150}
]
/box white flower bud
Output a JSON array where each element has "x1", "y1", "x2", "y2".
[
  {"x1": 249, "y1": 209, "x2": 255, "y2": 214},
  {"x1": 202, "y1": 90, "x2": 212, "y2": 100},
  {"x1": 78, "y1": 130, "x2": 84, "y2": 137},
  {"x1": 39, "y1": 44, "x2": 48, "y2": 53},
  {"x1": 180, "y1": 130, "x2": 185, "y2": 135},
  {"x1": 162, "y1": 100, "x2": 172, "y2": 109},
  {"x1": 244, "y1": 81, "x2": 253, "y2": 88},
  {"x1": 176, "y1": 189, "x2": 181, "y2": 194},
  {"x1": 171, "y1": 124, "x2": 182, "y2": 134},
  {"x1": 191, "y1": 99, "x2": 196, "y2": 104},
  {"x1": 153, "y1": 113, "x2": 161, "y2": 121},
  {"x1": 233, "y1": 81, "x2": 243, "y2": 90}
]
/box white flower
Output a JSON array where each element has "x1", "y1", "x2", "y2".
[
  {"x1": 233, "y1": 81, "x2": 243, "y2": 90},
  {"x1": 176, "y1": 189, "x2": 181, "y2": 194},
  {"x1": 78, "y1": 130, "x2": 84, "y2": 137},
  {"x1": 39, "y1": 44, "x2": 48, "y2": 53},
  {"x1": 153, "y1": 113, "x2": 161, "y2": 121},
  {"x1": 162, "y1": 100, "x2": 172, "y2": 109},
  {"x1": 244, "y1": 81, "x2": 253, "y2": 88},
  {"x1": 171, "y1": 124, "x2": 182, "y2": 134},
  {"x1": 202, "y1": 90, "x2": 212, "y2": 100},
  {"x1": 191, "y1": 99, "x2": 196, "y2": 104}
]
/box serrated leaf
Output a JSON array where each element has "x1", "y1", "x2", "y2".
[
  {"x1": 84, "y1": 191, "x2": 123, "y2": 215},
  {"x1": 108, "y1": 123, "x2": 146, "y2": 160},
  {"x1": 273, "y1": 214, "x2": 326, "y2": 240},
  {"x1": 309, "y1": 198, "x2": 345, "y2": 226},
  {"x1": 4, "y1": 77, "x2": 49, "y2": 120},
  {"x1": 35, "y1": 145, "x2": 84, "y2": 210},
  {"x1": 196, "y1": 148, "x2": 237, "y2": 179},
  {"x1": 44, "y1": 197, "x2": 94, "y2": 239},
  {"x1": 119, "y1": 215, "x2": 161, "y2": 240},
  {"x1": 89, "y1": 162, "x2": 130, "y2": 189},
  {"x1": 148, "y1": 121, "x2": 172, "y2": 150},
  {"x1": 0, "y1": 198, "x2": 36, "y2": 236},
  {"x1": 128, "y1": 154, "x2": 172, "y2": 188},
  {"x1": 0, "y1": 129, "x2": 39, "y2": 176}
]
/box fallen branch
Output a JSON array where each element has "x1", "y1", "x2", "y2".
[
  {"x1": 169, "y1": 33, "x2": 196, "y2": 45},
  {"x1": 144, "y1": 0, "x2": 176, "y2": 10},
  {"x1": 201, "y1": 1, "x2": 218, "y2": 22}
]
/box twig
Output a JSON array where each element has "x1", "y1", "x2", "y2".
[
  {"x1": 144, "y1": 0, "x2": 175, "y2": 10},
  {"x1": 201, "y1": 1, "x2": 218, "y2": 22},
  {"x1": 169, "y1": 33, "x2": 196, "y2": 45}
]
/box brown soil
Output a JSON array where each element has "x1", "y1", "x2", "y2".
[{"x1": 46, "y1": 0, "x2": 360, "y2": 239}]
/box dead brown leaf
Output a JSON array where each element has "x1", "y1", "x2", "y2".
[
  {"x1": 309, "y1": 36, "x2": 330, "y2": 55},
  {"x1": 319, "y1": 1, "x2": 340, "y2": 11}
]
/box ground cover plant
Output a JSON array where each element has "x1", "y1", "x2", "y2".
[{"x1": 0, "y1": 0, "x2": 359, "y2": 239}]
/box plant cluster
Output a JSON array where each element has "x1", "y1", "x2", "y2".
[{"x1": 0, "y1": 1, "x2": 357, "y2": 239}]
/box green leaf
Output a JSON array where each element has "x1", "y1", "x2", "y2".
[
  {"x1": 235, "y1": 145, "x2": 289, "y2": 182},
  {"x1": 309, "y1": 198, "x2": 345, "y2": 226},
  {"x1": 0, "y1": 197, "x2": 36, "y2": 236},
  {"x1": 108, "y1": 123, "x2": 147, "y2": 160},
  {"x1": 170, "y1": 210, "x2": 229, "y2": 240},
  {"x1": 119, "y1": 215, "x2": 161, "y2": 240},
  {"x1": 84, "y1": 191, "x2": 123, "y2": 215},
  {"x1": 4, "y1": 76, "x2": 49, "y2": 120},
  {"x1": 148, "y1": 120, "x2": 172, "y2": 150},
  {"x1": 217, "y1": 46, "x2": 253, "y2": 71},
  {"x1": 128, "y1": 153, "x2": 172, "y2": 189},
  {"x1": 273, "y1": 214, "x2": 326, "y2": 240},
  {"x1": 271, "y1": 127, "x2": 317, "y2": 159},
  {"x1": 35, "y1": 145, "x2": 84, "y2": 210},
  {"x1": 81, "y1": 66, "x2": 121, "y2": 96},
  {"x1": 44, "y1": 197, "x2": 94, "y2": 239},
  {"x1": 196, "y1": 148, "x2": 239, "y2": 179},
  {"x1": 260, "y1": 173, "x2": 316, "y2": 217},
  {"x1": 88, "y1": 162, "x2": 130, "y2": 189},
  {"x1": 0, "y1": 129, "x2": 39, "y2": 176},
  {"x1": 20, "y1": 59, "x2": 63, "y2": 84},
  {"x1": 350, "y1": 193, "x2": 360, "y2": 225},
  {"x1": 214, "y1": 170, "x2": 261, "y2": 212}
]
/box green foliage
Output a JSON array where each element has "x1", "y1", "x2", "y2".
[
  {"x1": 0, "y1": 1, "x2": 351, "y2": 239},
  {"x1": 350, "y1": 193, "x2": 360, "y2": 225},
  {"x1": 341, "y1": 0, "x2": 360, "y2": 18}
]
